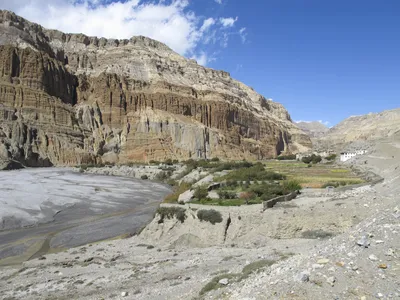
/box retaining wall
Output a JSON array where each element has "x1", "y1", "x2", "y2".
[{"x1": 262, "y1": 191, "x2": 298, "y2": 211}]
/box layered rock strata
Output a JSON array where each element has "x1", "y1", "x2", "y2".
[{"x1": 0, "y1": 10, "x2": 311, "y2": 166}]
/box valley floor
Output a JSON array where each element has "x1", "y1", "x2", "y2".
[{"x1": 0, "y1": 139, "x2": 399, "y2": 300}]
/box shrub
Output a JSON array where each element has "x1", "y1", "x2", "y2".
[
  {"x1": 164, "y1": 158, "x2": 173, "y2": 165},
  {"x1": 326, "y1": 154, "x2": 337, "y2": 161},
  {"x1": 194, "y1": 187, "x2": 209, "y2": 200},
  {"x1": 277, "y1": 154, "x2": 296, "y2": 160},
  {"x1": 282, "y1": 180, "x2": 302, "y2": 192},
  {"x1": 302, "y1": 154, "x2": 322, "y2": 164},
  {"x1": 217, "y1": 190, "x2": 237, "y2": 199},
  {"x1": 199, "y1": 273, "x2": 238, "y2": 296},
  {"x1": 197, "y1": 209, "x2": 223, "y2": 224},
  {"x1": 249, "y1": 184, "x2": 285, "y2": 198},
  {"x1": 321, "y1": 182, "x2": 340, "y2": 188},
  {"x1": 211, "y1": 157, "x2": 220, "y2": 162},
  {"x1": 241, "y1": 259, "x2": 276, "y2": 278},
  {"x1": 226, "y1": 180, "x2": 238, "y2": 187},
  {"x1": 214, "y1": 161, "x2": 254, "y2": 172},
  {"x1": 155, "y1": 171, "x2": 169, "y2": 182},
  {"x1": 239, "y1": 191, "x2": 256, "y2": 204},
  {"x1": 141, "y1": 175, "x2": 149, "y2": 180},
  {"x1": 156, "y1": 207, "x2": 186, "y2": 223}
]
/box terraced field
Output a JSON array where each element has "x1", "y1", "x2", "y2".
[{"x1": 264, "y1": 161, "x2": 364, "y2": 188}]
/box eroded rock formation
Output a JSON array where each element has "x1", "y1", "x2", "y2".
[{"x1": 0, "y1": 10, "x2": 311, "y2": 167}]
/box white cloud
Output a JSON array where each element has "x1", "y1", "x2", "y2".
[
  {"x1": 191, "y1": 51, "x2": 216, "y2": 66},
  {"x1": 214, "y1": 0, "x2": 223, "y2": 4},
  {"x1": 191, "y1": 52, "x2": 209, "y2": 66},
  {"x1": 220, "y1": 17, "x2": 238, "y2": 28},
  {"x1": 0, "y1": 0, "x2": 243, "y2": 64},
  {"x1": 239, "y1": 27, "x2": 247, "y2": 43},
  {"x1": 200, "y1": 17, "x2": 215, "y2": 32}
]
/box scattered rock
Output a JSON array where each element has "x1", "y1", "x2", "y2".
[
  {"x1": 317, "y1": 258, "x2": 330, "y2": 264},
  {"x1": 219, "y1": 278, "x2": 229, "y2": 285},
  {"x1": 335, "y1": 261, "x2": 345, "y2": 267},
  {"x1": 385, "y1": 248, "x2": 395, "y2": 256},
  {"x1": 121, "y1": 291, "x2": 128, "y2": 297},
  {"x1": 378, "y1": 264, "x2": 387, "y2": 269},
  {"x1": 356, "y1": 235, "x2": 370, "y2": 248},
  {"x1": 177, "y1": 189, "x2": 194, "y2": 203},
  {"x1": 295, "y1": 271, "x2": 310, "y2": 282},
  {"x1": 369, "y1": 254, "x2": 378, "y2": 261},
  {"x1": 326, "y1": 276, "x2": 336, "y2": 286}
]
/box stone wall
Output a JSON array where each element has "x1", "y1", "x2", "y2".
[{"x1": 262, "y1": 191, "x2": 298, "y2": 210}]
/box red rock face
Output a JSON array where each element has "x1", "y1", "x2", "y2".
[{"x1": 0, "y1": 11, "x2": 311, "y2": 166}]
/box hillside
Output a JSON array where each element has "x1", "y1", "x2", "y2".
[
  {"x1": 318, "y1": 108, "x2": 400, "y2": 150},
  {"x1": 296, "y1": 121, "x2": 329, "y2": 138},
  {"x1": 0, "y1": 10, "x2": 311, "y2": 168}
]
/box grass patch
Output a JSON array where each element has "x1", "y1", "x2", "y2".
[
  {"x1": 163, "y1": 182, "x2": 192, "y2": 203},
  {"x1": 199, "y1": 259, "x2": 277, "y2": 296},
  {"x1": 156, "y1": 207, "x2": 187, "y2": 223},
  {"x1": 199, "y1": 273, "x2": 239, "y2": 296},
  {"x1": 241, "y1": 259, "x2": 276, "y2": 279},
  {"x1": 321, "y1": 180, "x2": 363, "y2": 188},
  {"x1": 197, "y1": 209, "x2": 223, "y2": 224}
]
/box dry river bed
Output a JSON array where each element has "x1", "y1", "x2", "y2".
[{"x1": 0, "y1": 168, "x2": 171, "y2": 265}]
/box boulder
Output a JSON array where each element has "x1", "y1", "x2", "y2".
[{"x1": 178, "y1": 190, "x2": 194, "y2": 203}]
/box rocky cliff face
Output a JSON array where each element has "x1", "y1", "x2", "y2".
[
  {"x1": 0, "y1": 10, "x2": 311, "y2": 167},
  {"x1": 317, "y1": 108, "x2": 400, "y2": 150}
]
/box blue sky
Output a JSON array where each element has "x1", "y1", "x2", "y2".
[{"x1": 2, "y1": 0, "x2": 400, "y2": 126}]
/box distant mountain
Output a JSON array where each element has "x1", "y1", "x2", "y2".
[
  {"x1": 296, "y1": 121, "x2": 329, "y2": 138},
  {"x1": 318, "y1": 108, "x2": 400, "y2": 149}
]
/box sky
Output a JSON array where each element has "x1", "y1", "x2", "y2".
[{"x1": 1, "y1": 0, "x2": 399, "y2": 126}]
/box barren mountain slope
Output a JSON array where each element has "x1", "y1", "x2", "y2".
[
  {"x1": 296, "y1": 121, "x2": 329, "y2": 138},
  {"x1": 0, "y1": 10, "x2": 310, "y2": 167},
  {"x1": 318, "y1": 108, "x2": 400, "y2": 149}
]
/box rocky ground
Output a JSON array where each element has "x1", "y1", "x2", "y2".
[{"x1": 0, "y1": 138, "x2": 399, "y2": 300}]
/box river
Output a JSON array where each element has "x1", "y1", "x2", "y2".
[{"x1": 0, "y1": 168, "x2": 171, "y2": 265}]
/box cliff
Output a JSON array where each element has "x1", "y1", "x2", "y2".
[{"x1": 0, "y1": 10, "x2": 311, "y2": 167}]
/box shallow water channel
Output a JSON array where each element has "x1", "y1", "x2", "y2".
[{"x1": 0, "y1": 168, "x2": 171, "y2": 265}]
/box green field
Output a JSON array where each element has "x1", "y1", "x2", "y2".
[{"x1": 264, "y1": 161, "x2": 364, "y2": 188}]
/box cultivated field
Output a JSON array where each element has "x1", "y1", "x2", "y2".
[{"x1": 264, "y1": 160, "x2": 364, "y2": 188}]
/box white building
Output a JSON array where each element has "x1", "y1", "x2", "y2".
[{"x1": 340, "y1": 150, "x2": 367, "y2": 162}]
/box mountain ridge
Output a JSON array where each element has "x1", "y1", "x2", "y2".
[{"x1": 295, "y1": 121, "x2": 329, "y2": 138}]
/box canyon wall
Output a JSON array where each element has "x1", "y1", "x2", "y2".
[{"x1": 0, "y1": 10, "x2": 311, "y2": 167}]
